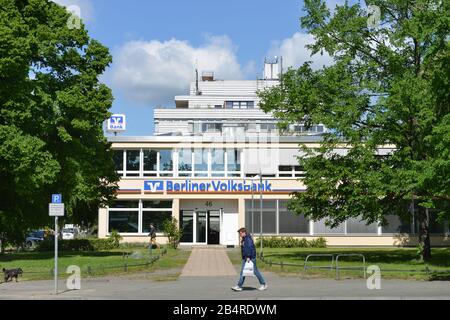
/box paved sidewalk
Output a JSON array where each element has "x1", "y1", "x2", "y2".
[
  {"x1": 1, "y1": 274, "x2": 449, "y2": 300},
  {"x1": 181, "y1": 248, "x2": 237, "y2": 277}
]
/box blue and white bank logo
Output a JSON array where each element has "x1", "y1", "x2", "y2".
[
  {"x1": 107, "y1": 114, "x2": 126, "y2": 131},
  {"x1": 144, "y1": 181, "x2": 165, "y2": 192},
  {"x1": 144, "y1": 180, "x2": 272, "y2": 193}
]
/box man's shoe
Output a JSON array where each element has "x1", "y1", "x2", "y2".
[
  {"x1": 231, "y1": 286, "x2": 243, "y2": 292},
  {"x1": 258, "y1": 284, "x2": 268, "y2": 291}
]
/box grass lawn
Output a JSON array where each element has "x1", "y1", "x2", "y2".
[
  {"x1": 227, "y1": 247, "x2": 450, "y2": 281},
  {"x1": 0, "y1": 246, "x2": 191, "y2": 282}
]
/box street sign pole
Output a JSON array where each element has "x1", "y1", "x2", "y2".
[
  {"x1": 50, "y1": 194, "x2": 63, "y2": 295},
  {"x1": 54, "y1": 216, "x2": 58, "y2": 295}
]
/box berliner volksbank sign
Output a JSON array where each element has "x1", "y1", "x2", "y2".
[{"x1": 144, "y1": 180, "x2": 272, "y2": 192}]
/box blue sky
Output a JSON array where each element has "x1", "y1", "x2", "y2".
[{"x1": 55, "y1": 0, "x2": 343, "y2": 135}]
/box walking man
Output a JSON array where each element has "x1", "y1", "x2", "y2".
[
  {"x1": 231, "y1": 227, "x2": 267, "y2": 291},
  {"x1": 148, "y1": 223, "x2": 160, "y2": 253}
]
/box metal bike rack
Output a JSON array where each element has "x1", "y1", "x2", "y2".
[
  {"x1": 335, "y1": 254, "x2": 366, "y2": 280},
  {"x1": 304, "y1": 254, "x2": 335, "y2": 272}
]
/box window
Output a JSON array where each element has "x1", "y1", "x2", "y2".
[
  {"x1": 142, "y1": 212, "x2": 172, "y2": 233},
  {"x1": 225, "y1": 101, "x2": 254, "y2": 109},
  {"x1": 278, "y1": 165, "x2": 292, "y2": 177},
  {"x1": 277, "y1": 165, "x2": 305, "y2": 178},
  {"x1": 245, "y1": 200, "x2": 277, "y2": 234},
  {"x1": 314, "y1": 219, "x2": 346, "y2": 234},
  {"x1": 126, "y1": 150, "x2": 140, "y2": 177},
  {"x1": 194, "y1": 148, "x2": 208, "y2": 176},
  {"x1": 211, "y1": 149, "x2": 225, "y2": 176},
  {"x1": 108, "y1": 200, "x2": 172, "y2": 234},
  {"x1": 178, "y1": 148, "x2": 193, "y2": 177},
  {"x1": 278, "y1": 200, "x2": 309, "y2": 234},
  {"x1": 109, "y1": 212, "x2": 139, "y2": 233},
  {"x1": 260, "y1": 123, "x2": 277, "y2": 131},
  {"x1": 143, "y1": 150, "x2": 157, "y2": 176},
  {"x1": 159, "y1": 150, "x2": 173, "y2": 176},
  {"x1": 110, "y1": 201, "x2": 139, "y2": 208},
  {"x1": 113, "y1": 150, "x2": 124, "y2": 173},
  {"x1": 227, "y1": 149, "x2": 241, "y2": 176},
  {"x1": 142, "y1": 200, "x2": 172, "y2": 209},
  {"x1": 382, "y1": 215, "x2": 411, "y2": 234},
  {"x1": 293, "y1": 166, "x2": 305, "y2": 177},
  {"x1": 202, "y1": 123, "x2": 222, "y2": 132},
  {"x1": 346, "y1": 216, "x2": 378, "y2": 234}
]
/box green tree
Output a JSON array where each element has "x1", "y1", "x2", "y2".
[
  {"x1": 163, "y1": 217, "x2": 182, "y2": 249},
  {"x1": 259, "y1": 0, "x2": 450, "y2": 261},
  {"x1": 0, "y1": 0, "x2": 119, "y2": 246}
]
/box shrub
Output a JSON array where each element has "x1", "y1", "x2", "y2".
[
  {"x1": 37, "y1": 237, "x2": 119, "y2": 252},
  {"x1": 255, "y1": 236, "x2": 327, "y2": 248},
  {"x1": 163, "y1": 217, "x2": 182, "y2": 249},
  {"x1": 108, "y1": 230, "x2": 122, "y2": 248}
]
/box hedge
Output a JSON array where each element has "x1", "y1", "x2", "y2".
[
  {"x1": 254, "y1": 236, "x2": 327, "y2": 248},
  {"x1": 37, "y1": 238, "x2": 119, "y2": 252}
]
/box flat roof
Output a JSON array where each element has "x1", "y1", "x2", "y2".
[{"x1": 107, "y1": 135, "x2": 325, "y2": 143}]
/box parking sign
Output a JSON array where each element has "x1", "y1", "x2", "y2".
[{"x1": 52, "y1": 194, "x2": 62, "y2": 204}]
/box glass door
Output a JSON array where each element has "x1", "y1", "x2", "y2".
[
  {"x1": 196, "y1": 211, "x2": 207, "y2": 244},
  {"x1": 208, "y1": 210, "x2": 220, "y2": 245},
  {"x1": 180, "y1": 211, "x2": 194, "y2": 243}
]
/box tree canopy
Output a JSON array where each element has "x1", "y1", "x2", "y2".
[
  {"x1": 0, "y1": 0, "x2": 119, "y2": 248},
  {"x1": 259, "y1": 0, "x2": 450, "y2": 260}
]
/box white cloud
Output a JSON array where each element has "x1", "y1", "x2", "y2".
[
  {"x1": 268, "y1": 32, "x2": 334, "y2": 71},
  {"x1": 52, "y1": 0, "x2": 94, "y2": 23},
  {"x1": 109, "y1": 35, "x2": 250, "y2": 105}
]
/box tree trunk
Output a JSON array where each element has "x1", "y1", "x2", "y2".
[{"x1": 417, "y1": 206, "x2": 431, "y2": 261}]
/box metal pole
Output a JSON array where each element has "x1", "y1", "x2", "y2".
[
  {"x1": 54, "y1": 216, "x2": 58, "y2": 295},
  {"x1": 251, "y1": 176, "x2": 254, "y2": 234},
  {"x1": 259, "y1": 170, "x2": 263, "y2": 255}
]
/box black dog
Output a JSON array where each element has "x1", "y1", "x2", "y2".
[{"x1": 2, "y1": 268, "x2": 23, "y2": 283}]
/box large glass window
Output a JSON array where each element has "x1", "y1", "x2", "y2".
[
  {"x1": 227, "y1": 149, "x2": 241, "y2": 176},
  {"x1": 278, "y1": 200, "x2": 309, "y2": 234},
  {"x1": 346, "y1": 216, "x2": 378, "y2": 234},
  {"x1": 108, "y1": 212, "x2": 138, "y2": 233},
  {"x1": 113, "y1": 150, "x2": 124, "y2": 172},
  {"x1": 178, "y1": 148, "x2": 193, "y2": 176},
  {"x1": 194, "y1": 148, "x2": 208, "y2": 176},
  {"x1": 159, "y1": 149, "x2": 173, "y2": 176},
  {"x1": 314, "y1": 219, "x2": 346, "y2": 234},
  {"x1": 143, "y1": 150, "x2": 157, "y2": 175},
  {"x1": 211, "y1": 149, "x2": 225, "y2": 176},
  {"x1": 382, "y1": 214, "x2": 411, "y2": 234},
  {"x1": 142, "y1": 211, "x2": 172, "y2": 233},
  {"x1": 245, "y1": 200, "x2": 277, "y2": 234},
  {"x1": 126, "y1": 150, "x2": 140, "y2": 176}
]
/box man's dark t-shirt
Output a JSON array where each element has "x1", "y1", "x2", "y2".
[{"x1": 149, "y1": 226, "x2": 156, "y2": 239}]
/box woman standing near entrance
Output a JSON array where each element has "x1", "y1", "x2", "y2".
[{"x1": 231, "y1": 227, "x2": 267, "y2": 291}]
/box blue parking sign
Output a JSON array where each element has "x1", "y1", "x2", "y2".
[{"x1": 52, "y1": 194, "x2": 62, "y2": 204}]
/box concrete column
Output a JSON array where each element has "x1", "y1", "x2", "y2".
[
  {"x1": 172, "y1": 198, "x2": 180, "y2": 221},
  {"x1": 238, "y1": 198, "x2": 245, "y2": 228},
  {"x1": 98, "y1": 208, "x2": 108, "y2": 238}
]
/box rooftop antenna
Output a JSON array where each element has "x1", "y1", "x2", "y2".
[{"x1": 195, "y1": 69, "x2": 199, "y2": 95}]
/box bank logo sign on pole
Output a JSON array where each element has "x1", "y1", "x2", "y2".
[{"x1": 107, "y1": 114, "x2": 126, "y2": 132}]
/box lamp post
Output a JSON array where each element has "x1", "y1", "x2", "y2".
[{"x1": 259, "y1": 169, "x2": 263, "y2": 256}]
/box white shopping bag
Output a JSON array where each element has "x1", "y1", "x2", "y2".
[{"x1": 243, "y1": 260, "x2": 255, "y2": 277}]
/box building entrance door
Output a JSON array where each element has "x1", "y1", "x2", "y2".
[
  {"x1": 180, "y1": 209, "x2": 221, "y2": 244},
  {"x1": 207, "y1": 210, "x2": 220, "y2": 245}
]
